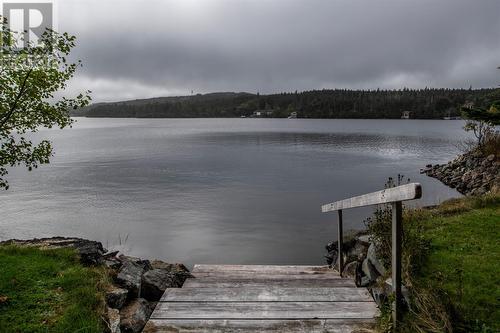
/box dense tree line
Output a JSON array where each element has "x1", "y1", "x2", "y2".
[{"x1": 73, "y1": 88, "x2": 495, "y2": 119}]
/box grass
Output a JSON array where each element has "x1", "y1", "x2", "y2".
[
  {"x1": 368, "y1": 194, "x2": 500, "y2": 332},
  {"x1": 414, "y1": 196, "x2": 500, "y2": 332},
  {"x1": 0, "y1": 246, "x2": 110, "y2": 333}
]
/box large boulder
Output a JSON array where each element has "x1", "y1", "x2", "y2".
[
  {"x1": 150, "y1": 260, "x2": 189, "y2": 274},
  {"x1": 106, "y1": 286, "x2": 128, "y2": 309},
  {"x1": 102, "y1": 251, "x2": 122, "y2": 269},
  {"x1": 324, "y1": 241, "x2": 339, "y2": 267},
  {"x1": 370, "y1": 286, "x2": 388, "y2": 307},
  {"x1": 366, "y1": 243, "x2": 387, "y2": 276},
  {"x1": 370, "y1": 279, "x2": 411, "y2": 308},
  {"x1": 116, "y1": 261, "x2": 146, "y2": 298},
  {"x1": 361, "y1": 258, "x2": 380, "y2": 283},
  {"x1": 325, "y1": 237, "x2": 369, "y2": 268},
  {"x1": 150, "y1": 260, "x2": 191, "y2": 281},
  {"x1": 120, "y1": 298, "x2": 153, "y2": 333},
  {"x1": 342, "y1": 260, "x2": 358, "y2": 278},
  {"x1": 354, "y1": 261, "x2": 369, "y2": 287},
  {"x1": 141, "y1": 266, "x2": 191, "y2": 301},
  {"x1": 384, "y1": 278, "x2": 411, "y2": 307},
  {"x1": 345, "y1": 238, "x2": 369, "y2": 263},
  {"x1": 119, "y1": 255, "x2": 152, "y2": 270},
  {"x1": 141, "y1": 269, "x2": 178, "y2": 301},
  {"x1": 0, "y1": 237, "x2": 106, "y2": 265},
  {"x1": 106, "y1": 307, "x2": 121, "y2": 333},
  {"x1": 356, "y1": 234, "x2": 371, "y2": 245}
]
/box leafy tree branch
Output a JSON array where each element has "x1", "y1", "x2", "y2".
[{"x1": 0, "y1": 18, "x2": 91, "y2": 189}]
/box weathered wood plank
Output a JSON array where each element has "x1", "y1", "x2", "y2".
[
  {"x1": 147, "y1": 264, "x2": 379, "y2": 332},
  {"x1": 143, "y1": 319, "x2": 376, "y2": 333},
  {"x1": 151, "y1": 301, "x2": 379, "y2": 319},
  {"x1": 321, "y1": 182, "x2": 422, "y2": 212},
  {"x1": 191, "y1": 272, "x2": 342, "y2": 280},
  {"x1": 192, "y1": 264, "x2": 334, "y2": 274},
  {"x1": 182, "y1": 277, "x2": 356, "y2": 288},
  {"x1": 160, "y1": 287, "x2": 373, "y2": 302}
]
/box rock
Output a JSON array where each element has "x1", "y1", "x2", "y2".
[
  {"x1": 119, "y1": 255, "x2": 152, "y2": 271},
  {"x1": 476, "y1": 187, "x2": 487, "y2": 195},
  {"x1": 150, "y1": 260, "x2": 189, "y2": 274},
  {"x1": 359, "y1": 276, "x2": 370, "y2": 287},
  {"x1": 356, "y1": 234, "x2": 371, "y2": 245},
  {"x1": 370, "y1": 286, "x2": 389, "y2": 307},
  {"x1": 345, "y1": 239, "x2": 369, "y2": 262},
  {"x1": 149, "y1": 260, "x2": 192, "y2": 287},
  {"x1": 354, "y1": 261, "x2": 365, "y2": 287},
  {"x1": 324, "y1": 241, "x2": 339, "y2": 267},
  {"x1": 120, "y1": 298, "x2": 153, "y2": 333},
  {"x1": 425, "y1": 151, "x2": 499, "y2": 196},
  {"x1": 106, "y1": 286, "x2": 128, "y2": 309},
  {"x1": 362, "y1": 258, "x2": 380, "y2": 283},
  {"x1": 103, "y1": 250, "x2": 120, "y2": 258},
  {"x1": 342, "y1": 261, "x2": 358, "y2": 278},
  {"x1": 141, "y1": 269, "x2": 180, "y2": 301},
  {"x1": 384, "y1": 278, "x2": 410, "y2": 307},
  {"x1": 324, "y1": 252, "x2": 337, "y2": 267},
  {"x1": 366, "y1": 243, "x2": 386, "y2": 276},
  {"x1": 325, "y1": 238, "x2": 369, "y2": 268},
  {"x1": 106, "y1": 307, "x2": 121, "y2": 333},
  {"x1": 0, "y1": 237, "x2": 106, "y2": 266},
  {"x1": 104, "y1": 257, "x2": 122, "y2": 270},
  {"x1": 369, "y1": 279, "x2": 412, "y2": 308},
  {"x1": 116, "y1": 261, "x2": 146, "y2": 298}
]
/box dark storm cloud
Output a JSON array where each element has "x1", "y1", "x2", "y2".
[{"x1": 59, "y1": 0, "x2": 500, "y2": 102}]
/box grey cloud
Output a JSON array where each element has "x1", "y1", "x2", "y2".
[{"x1": 57, "y1": 0, "x2": 500, "y2": 102}]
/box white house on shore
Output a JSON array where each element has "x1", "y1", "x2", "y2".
[
  {"x1": 252, "y1": 110, "x2": 273, "y2": 117},
  {"x1": 401, "y1": 111, "x2": 411, "y2": 119}
]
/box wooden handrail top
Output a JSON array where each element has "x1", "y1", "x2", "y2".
[{"x1": 321, "y1": 183, "x2": 422, "y2": 213}]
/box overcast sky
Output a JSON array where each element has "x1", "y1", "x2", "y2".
[{"x1": 54, "y1": 0, "x2": 500, "y2": 102}]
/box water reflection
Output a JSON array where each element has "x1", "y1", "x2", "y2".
[{"x1": 0, "y1": 119, "x2": 466, "y2": 266}]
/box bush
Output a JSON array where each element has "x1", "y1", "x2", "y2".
[{"x1": 481, "y1": 130, "x2": 500, "y2": 157}]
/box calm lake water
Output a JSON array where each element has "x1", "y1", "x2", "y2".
[{"x1": 0, "y1": 118, "x2": 467, "y2": 266}]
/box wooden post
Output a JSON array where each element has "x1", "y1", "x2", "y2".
[
  {"x1": 392, "y1": 201, "x2": 403, "y2": 329},
  {"x1": 321, "y1": 182, "x2": 422, "y2": 328},
  {"x1": 337, "y1": 209, "x2": 343, "y2": 276}
]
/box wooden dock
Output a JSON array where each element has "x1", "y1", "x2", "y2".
[{"x1": 144, "y1": 264, "x2": 379, "y2": 332}]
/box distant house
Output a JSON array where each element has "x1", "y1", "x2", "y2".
[
  {"x1": 463, "y1": 101, "x2": 475, "y2": 110},
  {"x1": 252, "y1": 110, "x2": 273, "y2": 117},
  {"x1": 401, "y1": 111, "x2": 411, "y2": 119}
]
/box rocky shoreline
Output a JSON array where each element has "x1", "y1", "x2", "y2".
[
  {"x1": 324, "y1": 233, "x2": 408, "y2": 309},
  {"x1": 423, "y1": 152, "x2": 499, "y2": 196},
  {"x1": 0, "y1": 237, "x2": 191, "y2": 333}
]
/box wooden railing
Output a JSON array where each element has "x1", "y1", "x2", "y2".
[{"x1": 321, "y1": 183, "x2": 422, "y2": 328}]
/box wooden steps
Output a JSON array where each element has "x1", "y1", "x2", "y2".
[{"x1": 144, "y1": 264, "x2": 379, "y2": 332}]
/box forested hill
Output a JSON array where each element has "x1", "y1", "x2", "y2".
[{"x1": 72, "y1": 88, "x2": 496, "y2": 119}]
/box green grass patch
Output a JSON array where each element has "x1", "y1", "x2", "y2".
[
  {"x1": 0, "y1": 246, "x2": 109, "y2": 333},
  {"x1": 368, "y1": 194, "x2": 500, "y2": 332},
  {"x1": 416, "y1": 200, "x2": 500, "y2": 332}
]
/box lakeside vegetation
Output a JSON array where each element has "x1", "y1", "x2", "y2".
[
  {"x1": 0, "y1": 195, "x2": 497, "y2": 333},
  {"x1": 0, "y1": 246, "x2": 108, "y2": 333},
  {"x1": 72, "y1": 88, "x2": 495, "y2": 119},
  {"x1": 371, "y1": 194, "x2": 500, "y2": 332}
]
